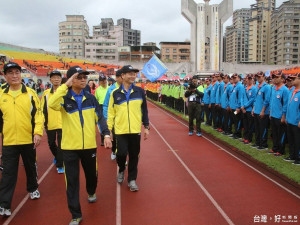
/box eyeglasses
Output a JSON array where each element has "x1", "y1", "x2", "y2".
[{"x1": 76, "y1": 75, "x2": 87, "y2": 80}]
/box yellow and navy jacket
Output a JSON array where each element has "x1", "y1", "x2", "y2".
[
  {"x1": 0, "y1": 84, "x2": 43, "y2": 146},
  {"x1": 41, "y1": 87, "x2": 62, "y2": 130},
  {"x1": 48, "y1": 84, "x2": 110, "y2": 150},
  {"x1": 107, "y1": 84, "x2": 149, "y2": 135}
]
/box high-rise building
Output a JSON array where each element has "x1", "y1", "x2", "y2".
[
  {"x1": 117, "y1": 18, "x2": 141, "y2": 46},
  {"x1": 160, "y1": 42, "x2": 191, "y2": 63},
  {"x1": 59, "y1": 15, "x2": 89, "y2": 58},
  {"x1": 270, "y1": 0, "x2": 300, "y2": 65},
  {"x1": 181, "y1": 0, "x2": 233, "y2": 72},
  {"x1": 85, "y1": 18, "x2": 141, "y2": 60},
  {"x1": 248, "y1": 0, "x2": 275, "y2": 64},
  {"x1": 225, "y1": 9, "x2": 251, "y2": 63}
]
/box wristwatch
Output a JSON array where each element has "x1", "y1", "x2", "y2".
[{"x1": 144, "y1": 126, "x2": 150, "y2": 130}]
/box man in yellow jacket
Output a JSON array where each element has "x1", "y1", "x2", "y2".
[
  {"x1": 107, "y1": 65, "x2": 150, "y2": 192},
  {"x1": 41, "y1": 70, "x2": 64, "y2": 173},
  {"x1": 0, "y1": 62, "x2": 43, "y2": 217},
  {"x1": 48, "y1": 66, "x2": 112, "y2": 225}
]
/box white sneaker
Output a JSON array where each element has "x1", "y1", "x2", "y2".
[
  {"x1": 111, "y1": 152, "x2": 116, "y2": 160},
  {"x1": 117, "y1": 171, "x2": 124, "y2": 183},
  {"x1": 30, "y1": 189, "x2": 40, "y2": 200},
  {"x1": 128, "y1": 180, "x2": 139, "y2": 192},
  {"x1": 0, "y1": 207, "x2": 11, "y2": 217}
]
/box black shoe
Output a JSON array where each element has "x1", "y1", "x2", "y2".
[
  {"x1": 251, "y1": 144, "x2": 258, "y2": 148},
  {"x1": 257, "y1": 146, "x2": 266, "y2": 150},
  {"x1": 283, "y1": 157, "x2": 295, "y2": 162},
  {"x1": 293, "y1": 160, "x2": 300, "y2": 165}
]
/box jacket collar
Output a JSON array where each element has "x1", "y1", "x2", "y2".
[
  {"x1": 66, "y1": 88, "x2": 91, "y2": 100},
  {"x1": 3, "y1": 84, "x2": 27, "y2": 94}
]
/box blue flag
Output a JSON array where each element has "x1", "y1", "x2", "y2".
[{"x1": 141, "y1": 55, "x2": 168, "y2": 82}]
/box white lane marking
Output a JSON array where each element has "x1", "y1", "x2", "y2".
[
  {"x1": 150, "y1": 122, "x2": 235, "y2": 225},
  {"x1": 3, "y1": 163, "x2": 55, "y2": 225},
  {"x1": 116, "y1": 169, "x2": 121, "y2": 225},
  {"x1": 149, "y1": 101, "x2": 300, "y2": 200}
]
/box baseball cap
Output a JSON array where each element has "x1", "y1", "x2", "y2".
[
  {"x1": 116, "y1": 69, "x2": 122, "y2": 77},
  {"x1": 255, "y1": 71, "x2": 265, "y2": 77},
  {"x1": 66, "y1": 66, "x2": 89, "y2": 79},
  {"x1": 49, "y1": 70, "x2": 62, "y2": 78},
  {"x1": 246, "y1": 74, "x2": 254, "y2": 79},
  {"x1": 99, "y1": 74, "x2": 107, "y2": 81},
  {"x1": 288, "y1": 73, "x2": 300, "y2": 79},
  {"x1": 119, "y1": 65, "x2": 139, "y2": 74},
  {"x1": 3, "y1": 62, "x2": 21, "y2": 74},
  {"x1": 272, "y1": 71, "x2": 286, "y2": 79}
]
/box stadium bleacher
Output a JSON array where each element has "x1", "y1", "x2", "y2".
[{"x1": 0, "y1": 45, "x2": 120, "y2": 77}]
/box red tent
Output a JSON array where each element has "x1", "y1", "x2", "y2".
[
  {"x1": 172, "y1": 75, "x2": 180, "y2": 80},
  {"x1": 157, "y1": 74, "x2": 168, "y2": 81},
  {"x1": 184, "y1": 75, "x2": 192, "y2": 79}
]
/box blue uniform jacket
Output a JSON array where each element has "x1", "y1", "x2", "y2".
[
  {"x1": 220, "y1": 83, "x2": 233, "y2": 109},
  {"x1": 215, "y1": 81, "x2": 225, "y2": 105},
  {"x1": 270, "y1": 85, "x2": 289, "y2": 119},
  {"x1": 103, "y1": 83, "x2": 119, "y2": 120},
  {"x1": 243, "y1": 85, "x2": 258, "y2": 112},
  {"x1": 209, "y1": 81, "x2": 219, "y2": 104},
  {"x1": 203, "y1": 84, "x2": 212, "y2": 104},
  {"x1": 253, "y1": 82, "x2": 271, "y2": 115},
  {"x1": 286, "y1": 89, "x2": 300, "y2": 126},
  {"x1": 229, "y1": 82, "x2": 244, "y2": 110}
]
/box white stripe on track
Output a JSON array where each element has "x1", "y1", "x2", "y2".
[
  {"x1": 149, "y1": 101, "x2": 300, "y2": 200},
  {"x1": 116, "y1": 169, "x2": 122, "y2": 225},
  {"x1": 150, "y1": 121, "x2": 235, "y2": 225},
  {"x1": 3, "y1": 163, "x2": 55, "y2": 225}
]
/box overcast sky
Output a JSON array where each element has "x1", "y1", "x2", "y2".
[{"x1": 0, "y1": 0, "x2": 285, "y2": 52}]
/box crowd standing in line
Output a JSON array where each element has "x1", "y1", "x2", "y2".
[{"x1": 142, "y1": 71, "x2": 300, "y2": 166}]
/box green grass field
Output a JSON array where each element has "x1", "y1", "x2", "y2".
[{"x1": 149, "y1": 99, "x2": 300, "y2": 185}]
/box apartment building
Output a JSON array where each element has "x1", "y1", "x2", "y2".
[
  {"x1": 270, "y1": 0, "x2": 300, "y2": 65},
  {"x1": 59, "y1": 15, "x2": 89, "y2": 58},
  {"x1": 225, "y1": 9, "x2": 251, "y2": 63},
  {"x1": 248, "y1": 0, "x2": 275, "y2": 64},
  {"x1": 159, "y1": 42, "x2": 190, "y2": 63}
]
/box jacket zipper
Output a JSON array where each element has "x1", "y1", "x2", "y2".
[{"x1": 127, "y1": 100, "x2": 131, "y2": 133}]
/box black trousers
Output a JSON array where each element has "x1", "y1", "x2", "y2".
[
  {"x1": 111, "y1": 128, "x2": 116, "y2": 154},
  {"x1": 231, "y1": 110, "x2": 242, "y2": 138},
  {"x1": 243, "y1": 112, "x2": 255, "y2": 142},
  {"x1": 115, "y1": 134, "x2": 141, "y2": 182},
  {"x1": 204, "y1": 104, "x2": 212, "y2": 125},
  {"x1": 287, "y1": 123, "x2": 300, "y2": 160},
  {"x1": 211, "y1": 103, "x2": 217, "y2": 128},
  {"x1": 63, "y1": 149, "x2": 97, "y2": 219},
  {"x1": 188, "y1": 102, "x2": 201, "y2": 132},
  {"x1": 271, "y1": 117, "x2": 287, "y2": 154},
  {"x1": 46, "y1": 129, "x2": 63, "y2": 168},
  {"x1": 0, "y1": 144, "x2": 38, "y2": 209},
  {"x1": 216, "y1": 105, "x2": 222, "y2": 129},
  {"x1": 254, "y1": 114, "x2": 269, "y2": 148},
  {"x1": 222, "y1": 108, "x2": 231, "y2": 134}
]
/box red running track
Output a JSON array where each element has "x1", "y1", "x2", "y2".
[{"x1": 0, "y1": 101, "x2": 300, "y2": 225}]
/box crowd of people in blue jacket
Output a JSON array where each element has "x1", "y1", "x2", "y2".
[{"x1": 146, "y1": 71, "x2": 300, "y2": 165}]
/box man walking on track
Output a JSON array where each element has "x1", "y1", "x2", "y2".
[
  {"x1": 0, "y1": 62, "x2": 43, "y2": 217},
  {"x1": 48, "y1": 66, "x2": 112, "y2": 225},
  {"x1": 107, "y1": 65, "x2": 150, "y2": 192},
  {"x1": 41, "y1": 70, "x2": 64, "y2": 173}
]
